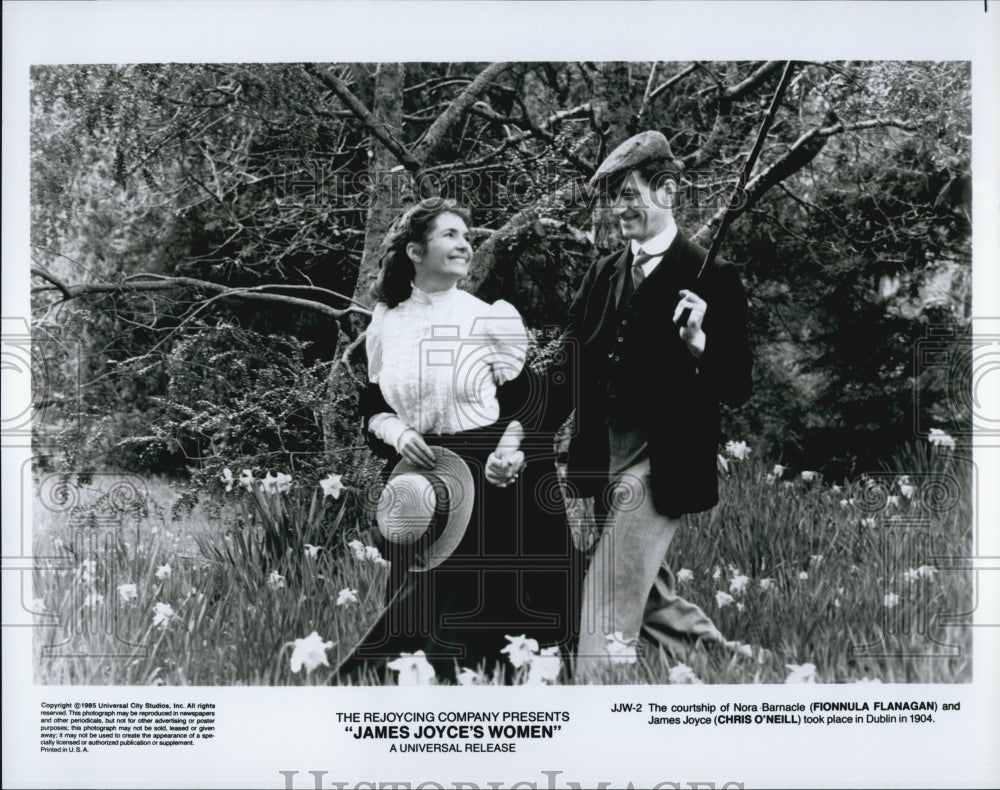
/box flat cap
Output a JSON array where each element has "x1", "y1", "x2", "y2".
[{"x1": 588, "y1": 130, "x2": 680, "y2": 189}]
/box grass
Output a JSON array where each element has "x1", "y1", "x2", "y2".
[{"x1": 31, "y1": 442, "x2": 972, "y2": 686}]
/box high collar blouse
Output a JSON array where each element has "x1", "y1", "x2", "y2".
[{"x1": 366, "y1": 284, "x2": 529, "y2": 435}]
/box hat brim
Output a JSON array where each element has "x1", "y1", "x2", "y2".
[{"x1": 383, "y1": 446, "x2": 475, "y2": 572}]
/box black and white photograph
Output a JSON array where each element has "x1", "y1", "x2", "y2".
[{"x1": 4, "y1": 2, "x2": 999, "y2": 789}]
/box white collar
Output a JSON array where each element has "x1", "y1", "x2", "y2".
[
  {"x1": 630, "y1": 219, "x2": 677, "y2": 258},
  {"x1": 410, "y1": 281, "x2": 459, "y2": 305}
]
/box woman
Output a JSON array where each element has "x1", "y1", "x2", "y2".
[{"x1": 338, "y1": 198, "x2": 581, "y2": 683}]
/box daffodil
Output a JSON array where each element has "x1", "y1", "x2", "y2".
[
  {"x1": 84, "y1": 592, "x2": 104, "y2": 608},
  {"x1": 275, "y1": 472, "x2": 293, "y2": 494},
  {"x1": 676, "y1": 568, "x2": 694, "y2": 584},
  {"x1": 238, "y1": 469, "x2": 254, "y2": 491},
  {"x1": 784, "y1": 663, "x2": 817, "y2": 683},
  {"x1": 387, "y1": 650, "x2": 436, "y2": 685},
  {"x1": 320, "y1": 473, "x2": 344, "y2": 499},
  {"x1": 725, "y1": 440, "x2": 751, "y2": 460},
  {"x1": 152, "y1": 602, "x2": 174, "y2": 629},
  {"x1": 336, "y1": 588, "x2": 359, "y2": 606},
  {"x1": 759, "y1": 578, "x2": 774, "y2": 591},
  {"x1": 289, "y1": 631, "x2": 334, "y2": 674},
  {"x1": 604, "y1": 632, "x2": 638, "y2": 665},
  {"x1": 268, "y1": 570, "x2": 285, "y2": 589},
  {"x1": 117, "y1": 583, "x2": 138, "y2": 603},
  {"x1": 457, "y1": 667, "x2": 486, "y2": 686},
  {"x1": 347, "y1": 539, "x2": 366, "y2": 560},
  {"x1": 261, "y1": 472, "x2": 279, "y2": 495},
  {"x1": 304, "y1": 544, "x2": 321, "y2": 559},
  {"x1": 155, "y1": 563, "x2": 171, "y2": 581},
  {"x1": 772, "y1": 464, "x2": 785, "y2": 477},
  {"x1": 928, "y1": 428, "x2": 956, "y2": 449},
  {"x1": 883, "y1": 593, "x2": 899, "y2": 608},
  {"x1": 668, "y1": 663, "x2": 703, "y2": 684},
  {"x1": 729, "y1": 574, "x2": 750, "y2": 595},
  {"x1": 501, "y1": 634, "x2": 539, "y2": 669},
  {"x1": 715, "y1": 591, "x2": 735, "y2": 608},
  {"x1": 798, "y1": 571, "x2": 809, "y2": 581},
  {"x1": 526, "y1": 646, "x2": 562, "y2": 684},
  {"x1": 220, "y1": 467, "x2": 234, "y2": 492},
  {"x1": 916, "y1": 565, "x2": 938, "y2": 580},
  {"x1": 800, "y1": 470, "x2": 818, "y2": 482}
]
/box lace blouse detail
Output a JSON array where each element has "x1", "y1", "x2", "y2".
[{"x1": 367, "y1": 284, "x2": 529, "y2": 436}]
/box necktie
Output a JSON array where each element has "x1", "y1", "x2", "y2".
[{"x1": 631, "y1": 250, "x2": 655, "y2": 289}]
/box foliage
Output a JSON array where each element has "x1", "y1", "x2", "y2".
[
  {"x1": 30, "y1": 61, "x2": 972, "y2": 485},
  {"x1": 33, "y1": 437, "x2": 971, "y2": 685}
]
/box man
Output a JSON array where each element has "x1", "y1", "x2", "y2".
[{"x1": 563, "y1": 131, "x2": 753, "y2": 672}]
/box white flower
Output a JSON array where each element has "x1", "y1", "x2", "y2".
[
  {"x1": 668, "y1": 663, "x2": 703, "y2": 684},
  {"x1": 347, "y1": 539, "x2": 366, "y2": 560},
  {"x1": 903, "y1": 568, "x2": 920, "y2": 584},
  {"x1": 117, "y1": 583, "x2": 138, "y2": 603},
  {"x1": 526, "y1": 646, "x2": 562, "y2": 684},
  {"x1": 798, "y1": 571, "x2": 809, "y2": 581},
  {"x1": 336, "y1": 588, "x2": 359, "y2": 606},
  {"x1": 736, "y1": 602, "x2": 746, "y2": 612},
  {"x1": 677, "y1": 568, "x2": 694, "y2": 584},
  {"x1": 785, "y1": 663, "x2": 817, "y2": 683},
  {"x1": 916, "y1": 565, "x2": 938, "y2": 580},
  {"x1": 716, "y1": 454, "x2": 729, "y2": 473},
  {"x1": 320, "y1": 473, "x2": 344, "y2": 499},
  {"x1": 772, "y1": 464, "x2": 785, "y2": 477},
  {"x1": 862, "y1": 517, "x2": 877, "y2": 528},
  {"x1": 800, "y1": 470, "x2": 818, "y2": 482},
  {"x1": 501, "y1": 634, "x2": 539, "y2": 669},
  {"x1": 268, "y1": 570, "x2": 285, "y2": 589},
  {"x1": 725, "y1": 440, "x2": 751, "y2": 460},
  {"x1": 886, "y1": 495, "x2": 900, "y2": 507},
  {"x1": 810, "y1": 554, "x2": 824, "y2": 567},
  {"x1": 220, "y1": 467, "x2": 234, "y2": 492},
  {"x1": 304, "y1": 544, "x2": 321, "y2": 559},
  {"x1": 604, "y1": 632, "x2": 638, "y2": 665},
  {"x1": 155, "y1": 563, "x2": 171, "y2": 581},
  {"x1": 275, "y1": 472, "x2": 293, "y2": 494},
  {"x1": 783, "y1": 480, "x2": 795, "y2": 488},
  {"x1": 715, "y1": 591, "x2": 735, "y2": 608},
  {"x1": 840, "y1": 499, "x2": 851, "y2": 508},
  {"x1": 84, "y1": 592, "x2": 104, "y2": 608},
  {"x1": 457, "y1": 667, "x2": 486, "y2": 686},
  {"x1": 364, "y1": 545, "x2": 385, "y2": 563},
  {"x1": 831, "y1": 484, "x2": 841, "y2": 492},
  {"x1": 883, "y1": 593, "x2": 900, "y2": 608},
  {"x1": 387, "y1": 650, "x2": 436, "y2": 685},
  {"x1": 289, "y1": 631, "x2": 334, "y2": 674},
  {"x1": 899, "y1": 483, "x2": 915, "y2": 499},
  {"x1": 928, "y1": 428, "x2": 956, "y2": 449},
  {"x1": 238, "y1": 469, "x2": 254, "y2": 491},
  {"x1": 729, "y1": 574, "x2": 750, "y2": 595},
  {"x1": 712, "y1": 565, "x2": 723, "y2": 581},
  {"x1": 759, "y1": 578, "x2": 775, "y2": 591},
  {"x1": 152, "y1": 602, "x2": 174, "y2": 629},
  {"x1": 261, "y1": 472, "x2": 279, "y2": 495}
]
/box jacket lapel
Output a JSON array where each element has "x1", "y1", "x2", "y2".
[{"x1": 611, "y1": 246, "x2": 632, "y2": 308}]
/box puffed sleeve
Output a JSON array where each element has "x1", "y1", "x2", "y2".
[
  {"x1": 486, "y1": 299, "x2": 529, "y2": 385},
  {"x1": 365, "y1": 303, "x2": 388, "y2": 383}
]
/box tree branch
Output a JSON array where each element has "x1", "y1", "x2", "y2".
[
  {"x1": 302, "y1": 63, "x2": 423, "y2": 173},
  {"x1": 31, "y1": 269, "x2": 372, "y2": 319}
]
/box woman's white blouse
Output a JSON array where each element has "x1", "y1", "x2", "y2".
[{"x1": 367, "y1": 284, "x2": 529, "y2": 443}]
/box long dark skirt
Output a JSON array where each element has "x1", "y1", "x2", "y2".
[{"x1": 336, "y1": 424, "x2": 583, "y2": 683}]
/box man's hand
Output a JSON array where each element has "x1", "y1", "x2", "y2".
[
  {"x1": 486, "y1": 450, "x2": 525, "y2": 488},
  {"x1": 673, "y1": 289, "x2": 707, "y2": 357},
  {"x1": 397, "y1": 429, "x2": 436, "y2": 469}
]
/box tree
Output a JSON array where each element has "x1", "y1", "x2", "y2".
[{"x1": 30, "y1": 61, "x2": 971, "y2": 482}]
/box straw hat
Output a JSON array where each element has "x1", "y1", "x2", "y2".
[{"x1": 376, "y1": 446, "x2": 474, "y2": 571}]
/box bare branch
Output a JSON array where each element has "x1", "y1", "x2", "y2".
[
  {"x1": 302, "y1": 63, "x2": 423, "y2": 173},
  {"x1": 31, "y1": 269, "x2": 372, "y2": 319},
  {"x1": 648, "y1": 63, "x2": 699, "y2": 101},
  {"x1": 415, "y1": 62, "x2": 513, "y2": 161}
]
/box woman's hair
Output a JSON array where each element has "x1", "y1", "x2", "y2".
[{"x1": 370, "y1": 198, "x2": 472, "y2": 308}]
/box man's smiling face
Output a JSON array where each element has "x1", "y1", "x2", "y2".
[{"x1": 613, "y1": 170, "x2": 675, "y2": 244}]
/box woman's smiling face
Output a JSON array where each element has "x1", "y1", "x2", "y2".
[{"x1": 407, "y1": 211, "x2": 472, "y2": 287}]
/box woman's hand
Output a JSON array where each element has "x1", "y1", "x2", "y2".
[
  {"x1": 486, "y1": 450, "x2": 525, "y2": 488},
  {"x1": 397, "y1": 429, "x2": 436, "y2": 469}
]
